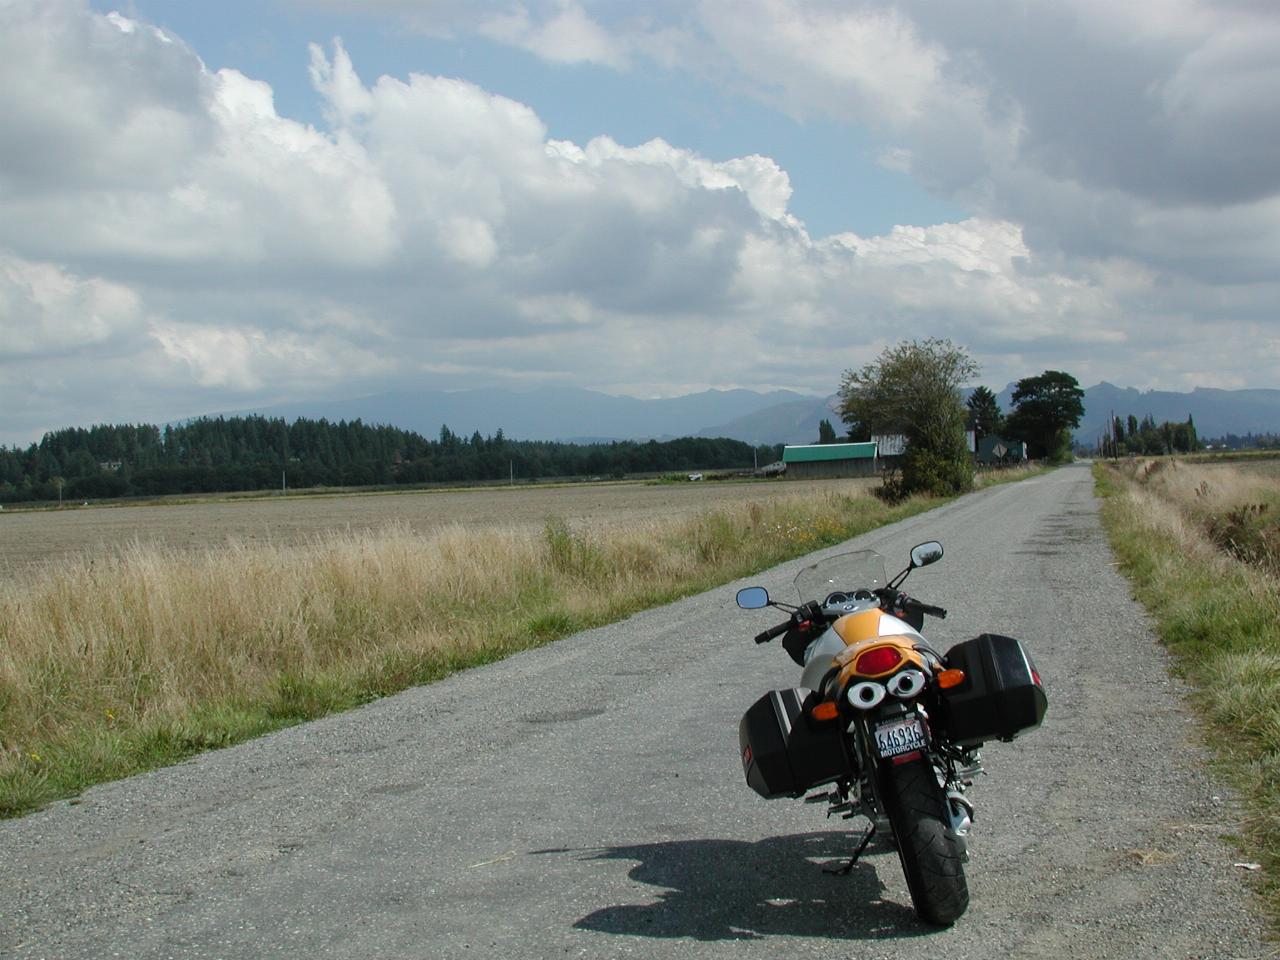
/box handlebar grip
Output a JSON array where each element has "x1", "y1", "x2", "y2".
[
  {"x1": 755, "y1": 620, "x2": 791, "y2": 644},
  {"x1": 902, "y1": 597, "x2": 947, "y2": 619}
]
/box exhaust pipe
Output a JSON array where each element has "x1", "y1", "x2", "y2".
[
  {"x1": 846, "y1": 681, "x2": 886, "y2": 709},
  {"x1": 947, "y1": 789, "x2": 974, "y2": 837},
  {"x1": 887, "y1": 669, "x2": 926, "y2": 699}
]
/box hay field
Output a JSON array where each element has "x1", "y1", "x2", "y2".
[
  {"x1": 0, "y1": 478, "x2": 876, "y2": 572},
  {"x1": 0, "y1": 474, "x2": 912, "y2": 816}
]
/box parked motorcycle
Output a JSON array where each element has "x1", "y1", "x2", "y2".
[{"x1": 735, "y1": 541, "x2": 1046, "y2": 926}]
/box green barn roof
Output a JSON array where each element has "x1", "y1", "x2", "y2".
[{"x1": 783, "y1": 442, "x2": 878, "y2": 463}]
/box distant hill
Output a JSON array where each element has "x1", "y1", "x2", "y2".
[
  {"x1": 214, "y1": 381, "x2": 1280, "y2": 451},
  {"x1": 1073, "y1": 383, "x2": 1280, "y2": 443},
  {"x1": 697, "y1": 395, "x2": 837, "y2": 446},
  {"x1": 224, "y1": 386, "x2": 819, "y2": 444},
  {"x1": 718, "y1": 383, "x2": 1280, "y2": 449},
  {"x1": 988, "y1": 382, "x2": 1280, "y2": 446}
]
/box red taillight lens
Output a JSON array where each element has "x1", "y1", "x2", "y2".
[{"x1": 853, "y1": 645, "x2": 904, "y2": 677}]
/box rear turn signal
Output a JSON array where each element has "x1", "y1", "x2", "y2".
[
  {"x1": 937, "y1": 668, "x2": 966, "y2": 689},
  {"x1": 810, "y1": 701, "x2": 839, "y2": 722}
]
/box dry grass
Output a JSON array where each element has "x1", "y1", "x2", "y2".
[
  {"x1": 1097, "y1": 459, "x2": 1280, "y2": 931},
  {"x1": 0, "y1": 487, "x2": 934, "y2": 816},
  {"x1": 1133, "y1": 457, "x2": 1280, "y2": 514}
]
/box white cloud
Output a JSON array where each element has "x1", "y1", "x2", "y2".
[
  {"x1": 479, "y1": 2, "x2": 628, "y2": 68},
  {"x1": 149, "y1": 319, "x2": 393, "y2": 392},
  {"x1": 699, "y1": 0, "x2": 947, "y2": 124},
  {"x1": 0, "y1": 254, "x2": 145, "y2": 360},
  {"x1": 0, "y1": 0, "x2": 1276, "y2": 444},
  {"x1": 687, "y1": 1, "x2": 1280, "y2": 277}
]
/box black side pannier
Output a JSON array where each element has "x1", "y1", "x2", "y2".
[
  {"x1": 738, "y1": 688, "x2": 850, "y2": 798},
  {"x1": 939, "y1": 634, "x2": 1047, "y2": 746}
]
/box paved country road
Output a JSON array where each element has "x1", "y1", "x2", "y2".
[{"x1": 1, "y1": 465, "x2": 1270, "y2": 959}]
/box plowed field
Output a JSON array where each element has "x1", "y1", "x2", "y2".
[{"x1": 0, "y1": 478, "x2": 874, "y2": 572}]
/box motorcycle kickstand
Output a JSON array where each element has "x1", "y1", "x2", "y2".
[{"x1": 824, "y1": 823, "x2": 876, "y2": 877}]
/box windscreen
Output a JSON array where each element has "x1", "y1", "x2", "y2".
[{"x1": 793, "y1": 550, "x2": 887, "y2": 602}]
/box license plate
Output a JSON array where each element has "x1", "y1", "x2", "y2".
[{"x1": 874, "y1": 715, "x2": 927, "y2": 759}]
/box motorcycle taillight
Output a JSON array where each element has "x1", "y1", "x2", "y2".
[{"x1": 854, "y1": 645, "x2": 903, "y2": 677}]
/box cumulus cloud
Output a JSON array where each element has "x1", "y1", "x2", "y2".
[
  {"x1": 417, "y1": 0, "x2": 1278, "y2": 389},
  {"x1": 325, "y1": 1, "x2": 1280, "y2": 279},
  {"x1": 0, "y1": 0, "x2": 1275, "y2": 444},
  {"x1": 0, "y1": 254, "x2": 145, "y2": 360},
  {"x1": 0, "y1": 3, "x2": 211, "y2": 192},
  {"x1": 688, "y1": 0, "x2": 1280, "y2": 278}
]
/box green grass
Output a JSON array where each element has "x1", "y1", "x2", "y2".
[{"x1": 1096, "y1": 461, "x2": 1280, "y2": 934}]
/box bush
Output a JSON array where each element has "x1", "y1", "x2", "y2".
[{"x1": 900, "y1": 446, "x2": 974, "y2": 497}]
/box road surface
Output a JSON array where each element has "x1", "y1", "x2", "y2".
[{"x1": 0, "y1": 464, "x2": 1268, "y2": 958}]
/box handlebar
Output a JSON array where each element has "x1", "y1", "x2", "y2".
[
  {"x1": 902, "y1": 597, "x2": 947, "y2": 620},
  {"x1": 749, "y1": 594, "x2": 945, "y2": 646},
  {"x1": 754, "y1": 619, "x2": 792, "y2": 644}
]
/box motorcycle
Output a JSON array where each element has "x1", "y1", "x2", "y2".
[{"x1": 735, "y1": 541, "x2": 1046, "y2": 926}]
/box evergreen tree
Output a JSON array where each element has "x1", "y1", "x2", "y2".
[
  {"x1": 0, "y1": 417, "x2": 779, "y2": 501},
  {"x1": 965, "y1": 386, "x2": 1003, "y2": 440}
]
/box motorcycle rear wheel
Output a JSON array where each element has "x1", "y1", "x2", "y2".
[{"x1": 883, "y1": 759, "x2": 969, "y2": 926}]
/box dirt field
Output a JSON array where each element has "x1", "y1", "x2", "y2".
[{"x1": 0, "y1": 478, "x2": 876, "y2": 573}]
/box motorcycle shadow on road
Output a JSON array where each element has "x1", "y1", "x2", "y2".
[{"x1": 538, "y1": 830, "x2": 931, "y2": 942}]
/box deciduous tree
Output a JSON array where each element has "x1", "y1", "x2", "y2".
[
  {"x1": 1004, "y1": 370, "x2": 1085, "y2": 462},
  {"x1": 838, "y1": 338, "x2": 978, "y2": 498}
]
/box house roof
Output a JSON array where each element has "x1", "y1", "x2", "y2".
[{"x1": 783, "y1": 442, "x2": 878, "y2": 463}]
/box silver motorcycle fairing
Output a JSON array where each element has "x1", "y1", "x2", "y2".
[{"x1": 797, "y1": 607, "x2": 928, "y2": 692}]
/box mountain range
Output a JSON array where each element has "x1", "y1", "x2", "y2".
[
  {"x1": 223, "y1": 382, "x2": 1280, "y2": 448},
  {"x1": 226, "y1": 387, "x2": 822, "y2": 445},
  {"x1": 1068, "y1": 382, "x2": 1280, "y2": 444}
]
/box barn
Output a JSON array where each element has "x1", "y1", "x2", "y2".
[{"x1": 782, "y1": 442, "x2": 878, "y2": 479}]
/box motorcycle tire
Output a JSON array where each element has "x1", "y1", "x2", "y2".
[{"x1": 883, "y1": 759, "x2": 969, "y2": 926}]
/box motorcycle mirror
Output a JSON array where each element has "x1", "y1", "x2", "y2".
[
  {"x1": 736, "y1": 586, "x2": 771, "y2": 609},
  {"x1": 910, "y1": 541, "x2": 944, "y2": 569}
]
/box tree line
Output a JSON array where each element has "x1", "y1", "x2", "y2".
[
  {"x1": 0, "y1": 417, "x2": 784, "y2": 503},
  {"x1": 1205, "y1": 432, "x2": 1280, "y2": 451},
  {"x1": 1100, "y1": 413, "x2": 1200, "y2": 457}
]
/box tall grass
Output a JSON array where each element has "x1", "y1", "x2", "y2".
[
  {"x1": 0, "y1": 488, "x2": 938, "y2": 817},
  {"x1": 1097, "y1": 459, "x2": 1280, "y2": 930}
]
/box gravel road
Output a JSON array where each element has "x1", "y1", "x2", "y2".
[{"x1": 0, "y1": 464, "x2": 1270, "y2": 959}]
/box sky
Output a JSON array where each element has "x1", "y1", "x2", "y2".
[{"x1": 2, "y1": 0, "x2": 1278, "y2": 446}]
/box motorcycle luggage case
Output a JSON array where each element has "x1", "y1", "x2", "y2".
[
  {"x1": 940, "y1": 633, "x2": 1047, "y2": 746},
  {"x1": 738, "y1": 688, "x2": 849, "y2": 799}
]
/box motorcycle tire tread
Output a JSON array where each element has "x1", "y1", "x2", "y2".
[{"x1": 884, "y1": 760, "x2": 970, "y2": 927}]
